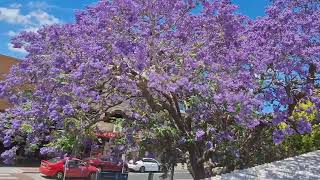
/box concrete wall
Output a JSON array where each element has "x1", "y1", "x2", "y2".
[{"x1": 0, "y1": 55, "x2": 19, "y2": 111}]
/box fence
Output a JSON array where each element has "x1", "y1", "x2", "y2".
[{"x1": 98, "y1": 172, "x2": 128, "y2": 180}]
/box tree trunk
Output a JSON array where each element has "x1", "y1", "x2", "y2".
[{"x1": 188, "y1": 146, "x2": 206, "y2": 180}]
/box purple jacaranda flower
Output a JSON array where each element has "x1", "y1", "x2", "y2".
[
  {"x1": 205, "y1": 141, "x2": 213, "y2": 150},
  {"x1": 195, "y1": 129, "x2": 205, "y2": 141},
  {"x1": 79, "y1": 103, "x2": 90, "y2": 112},
  {"x1": 305, "y1": 107, "x2": 313, "y2": 114},
  {"x1": 40, "y1": 147, "x2": 57, "y2": 155},
  {"x1": 62, "y1": 104, "x2": 74, "y2": 115},
  {"x1": 247, "y1": 119, "x2": 260, "y2": 129},
  {"x1": 297, "y1": 120, "x2": 312, "y2": 134},
  {"x1": 234, "y1": 115, "x2": 244, "y2": 124},
  {"x1": 272, "y1": 115, "x2": 286, "y2": 125},
  {"x1": 273, "y1": 129, "x2": 285, "y2": 144},
  {"x1": 209, "y1": 128, "x2": 216, "y2": 134},
  {"x1": 284, "y1": 127, "x2": 295, "y2": 135},
  {"x1": 49, "y1": 110, "x2": 61, "y2": 121},
  {"x1": 11, "y1": 120, "x2": 21, "y2": 129},
  {"x1": 1, "y1": 147, "x2": 17, "y2": 165},
  {"x1": 45, "y1": 135, "x2": 53, "y2": 141},
  {"x1": 3, "y1": 135, "x2": 12, "y2": 147},
  {"x1": 115, "y1": 40, "x2": 135, "y2": 55},
  {"x1": 217, "y1": 131, "x2": 234, "y2": 143}
]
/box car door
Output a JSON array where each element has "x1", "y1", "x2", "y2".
[
  {"x1": 150, "y1": 159, "x2": 159, "y2": 171},
  {"x1": 65, "y1": 160, "x2": 82, "y2": 177},
  {"x1": 101, "y1": 157, "x2": 115, "y2": 171},
  {"x1": 79, "y1": 161, "x2": 90, "y2": 177},
  {"x1": 142, "y1": 159, "x2": 153, "y2": 172}
]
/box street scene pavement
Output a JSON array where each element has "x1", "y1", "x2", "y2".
[
  {"x1": 0, "y1": 166, "x2": 193, "y2": 180},
  {"x1": 0, "y1": 167, "x2": 34, "y2": 180},
  {"x1": 1, "y1": 1, "x2": 320, "y2": 180},
  {"x1": 1, "y1": 150, "x2": 320, "y2": 180}
]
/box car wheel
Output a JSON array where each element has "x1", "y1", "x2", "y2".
[
  {"x1": 55, "y1": 171, "x2": 64, "y2": 180},
  {"x1": 140, "y1": 166, "x2": 145, "y2": 173},
  {"x1": 88, "y1": 172, "x2": 97, "y2": 180}
]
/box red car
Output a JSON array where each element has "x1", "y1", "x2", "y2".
[
  {"x1": 85, "y1": 156, "x2": 128, "y2": 172},
  {"x1": 39, "y1": 157, "x2": 98, "y2": 180}
]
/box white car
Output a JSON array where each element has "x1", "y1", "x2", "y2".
[{"x1": 128, "y1": 158, "x2": 161, "y2": 172}]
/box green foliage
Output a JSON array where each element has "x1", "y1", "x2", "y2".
[
  {"x1": 293, "y1": 100, "x2": 317, "y2": 121},
  {"x1": 20, "y1": 124, "x2": 33, "y2": 133},
  {"x1": 47, "y1": 134, "x2": 77, "y2": 152},
  {"x1": 280, "y1": 100, "x2": 320, "y2": 155},
  {"x1": 115, "y1": 137, "x2": 126, "y2": 145},
  {"x1": 282, "y1": 125, "x2": 320, "y2": 155},
  {"x1": 154, "y1": 126, "x2": 178, "y2": 138}
]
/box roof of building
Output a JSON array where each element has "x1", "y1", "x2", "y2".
[{"x1": 0, "y1": 54, "x2": 19, "y2": 111}]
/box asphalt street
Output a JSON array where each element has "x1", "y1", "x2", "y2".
[
  {"x1": 3, "y1": 150, "x2": 320, "y2": 180},
  {"x1": 0, "y1": 167, "x2": 193, "y2": 180},
  {"x1": 127, "y1": 171, "x2": 193, "y2": 180},
  {"x1": 27, "y1": 171, "x2": 193, "y2": 180},
  {"x1": 0, "y1": 167, "x2": 34, "y2": 180}
]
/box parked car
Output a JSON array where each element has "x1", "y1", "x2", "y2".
[
  {"x1": 39, "y1": 157, "x2": 98, "y2": 180},
  {"x1": 128, "y1": 158, "x2": 161, "y2": 172},
  {"x1": 85, "y1": 156, "x2": 128, "y2": 172}
]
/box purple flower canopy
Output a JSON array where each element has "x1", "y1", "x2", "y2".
[{"x1": 0, "y1": 0, "x2": 319, "y2": 171}]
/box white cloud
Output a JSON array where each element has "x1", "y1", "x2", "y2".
[
  {"x1": 1, "y1": 3, "x2": 62, "y2": 53},
  {"x1": 0, "y1": 4, "x2": 61, "y2": 26},
  {"x1": 8, "y1": 43, "x2": 27, "y2": 54},
  {"x1": 29, "y1": 10, "x2": 60, "y2": 26},
  {"x1": 23, "y1": 27, "x2": 39, "y2": 32},
  {"x1": 7, "y1": 27, "x2": 39, "y2": 37},
  {"x1": 27, "y1": 1, "x2": 52, "y2": 10},
  {"x1": 0, "y1": 7, "x2": 30, "y2": 24}
]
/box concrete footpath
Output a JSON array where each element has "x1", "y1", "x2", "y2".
[{"x1": 211, "y1": 150, "x2": 320, "y2": 180}]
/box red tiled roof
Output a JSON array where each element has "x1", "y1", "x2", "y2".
[{"x1": 0, "y1": 54, "x2": 19, "y2": 111}]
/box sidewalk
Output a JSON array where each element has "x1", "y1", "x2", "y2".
[
  {"x1": 175, "y1": 163, "x2": 188, "y2": 171},
  {"x1": 211, "y1": 150, "x2": 320, "y2": 180}
]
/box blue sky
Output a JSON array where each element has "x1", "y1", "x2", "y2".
[{"x1": 0, "y1": 0, "x2": 270, "y2": 59}]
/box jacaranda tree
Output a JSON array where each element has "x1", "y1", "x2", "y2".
[{"x1": 0, "y1": 0, "x2": 319, "y2": 179}]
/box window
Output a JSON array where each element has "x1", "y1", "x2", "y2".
[
  {"x1": 48, "y1": 157, "x2": 62, "y2": 163},
  {"x1": 143, "y1": 158, "x2": 157, "y2": 163},
  {"x1": 67, "y1": 160, "x2": 80, "y2": 168}
]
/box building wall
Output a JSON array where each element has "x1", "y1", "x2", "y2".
[{"x1": 0, "y1": 55, "x2": 19, "y2": 111}]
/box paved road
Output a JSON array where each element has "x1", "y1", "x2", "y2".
[
  {"x1": 0, "y1": 167, "x2": 34, "y2": 180},
  {"x1": 0, "y1": 173, "x2": 35, "y2": 180},
  {"x1": 4, "y1": 150, "x2": 320, "y2": 180},
  {"x1": 128, "y1": 171, "x2": 192, "y2": 180},
  {"x1": 20, "y1": 169, "x2": 193, "y2": 180}
]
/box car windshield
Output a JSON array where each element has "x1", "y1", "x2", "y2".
[
  {"x1": 101, "y1": 157, "x2": 112, "y2": 161},
  {"x1": 48, "y1": 157, "x2": 62, "y2": 163}
]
